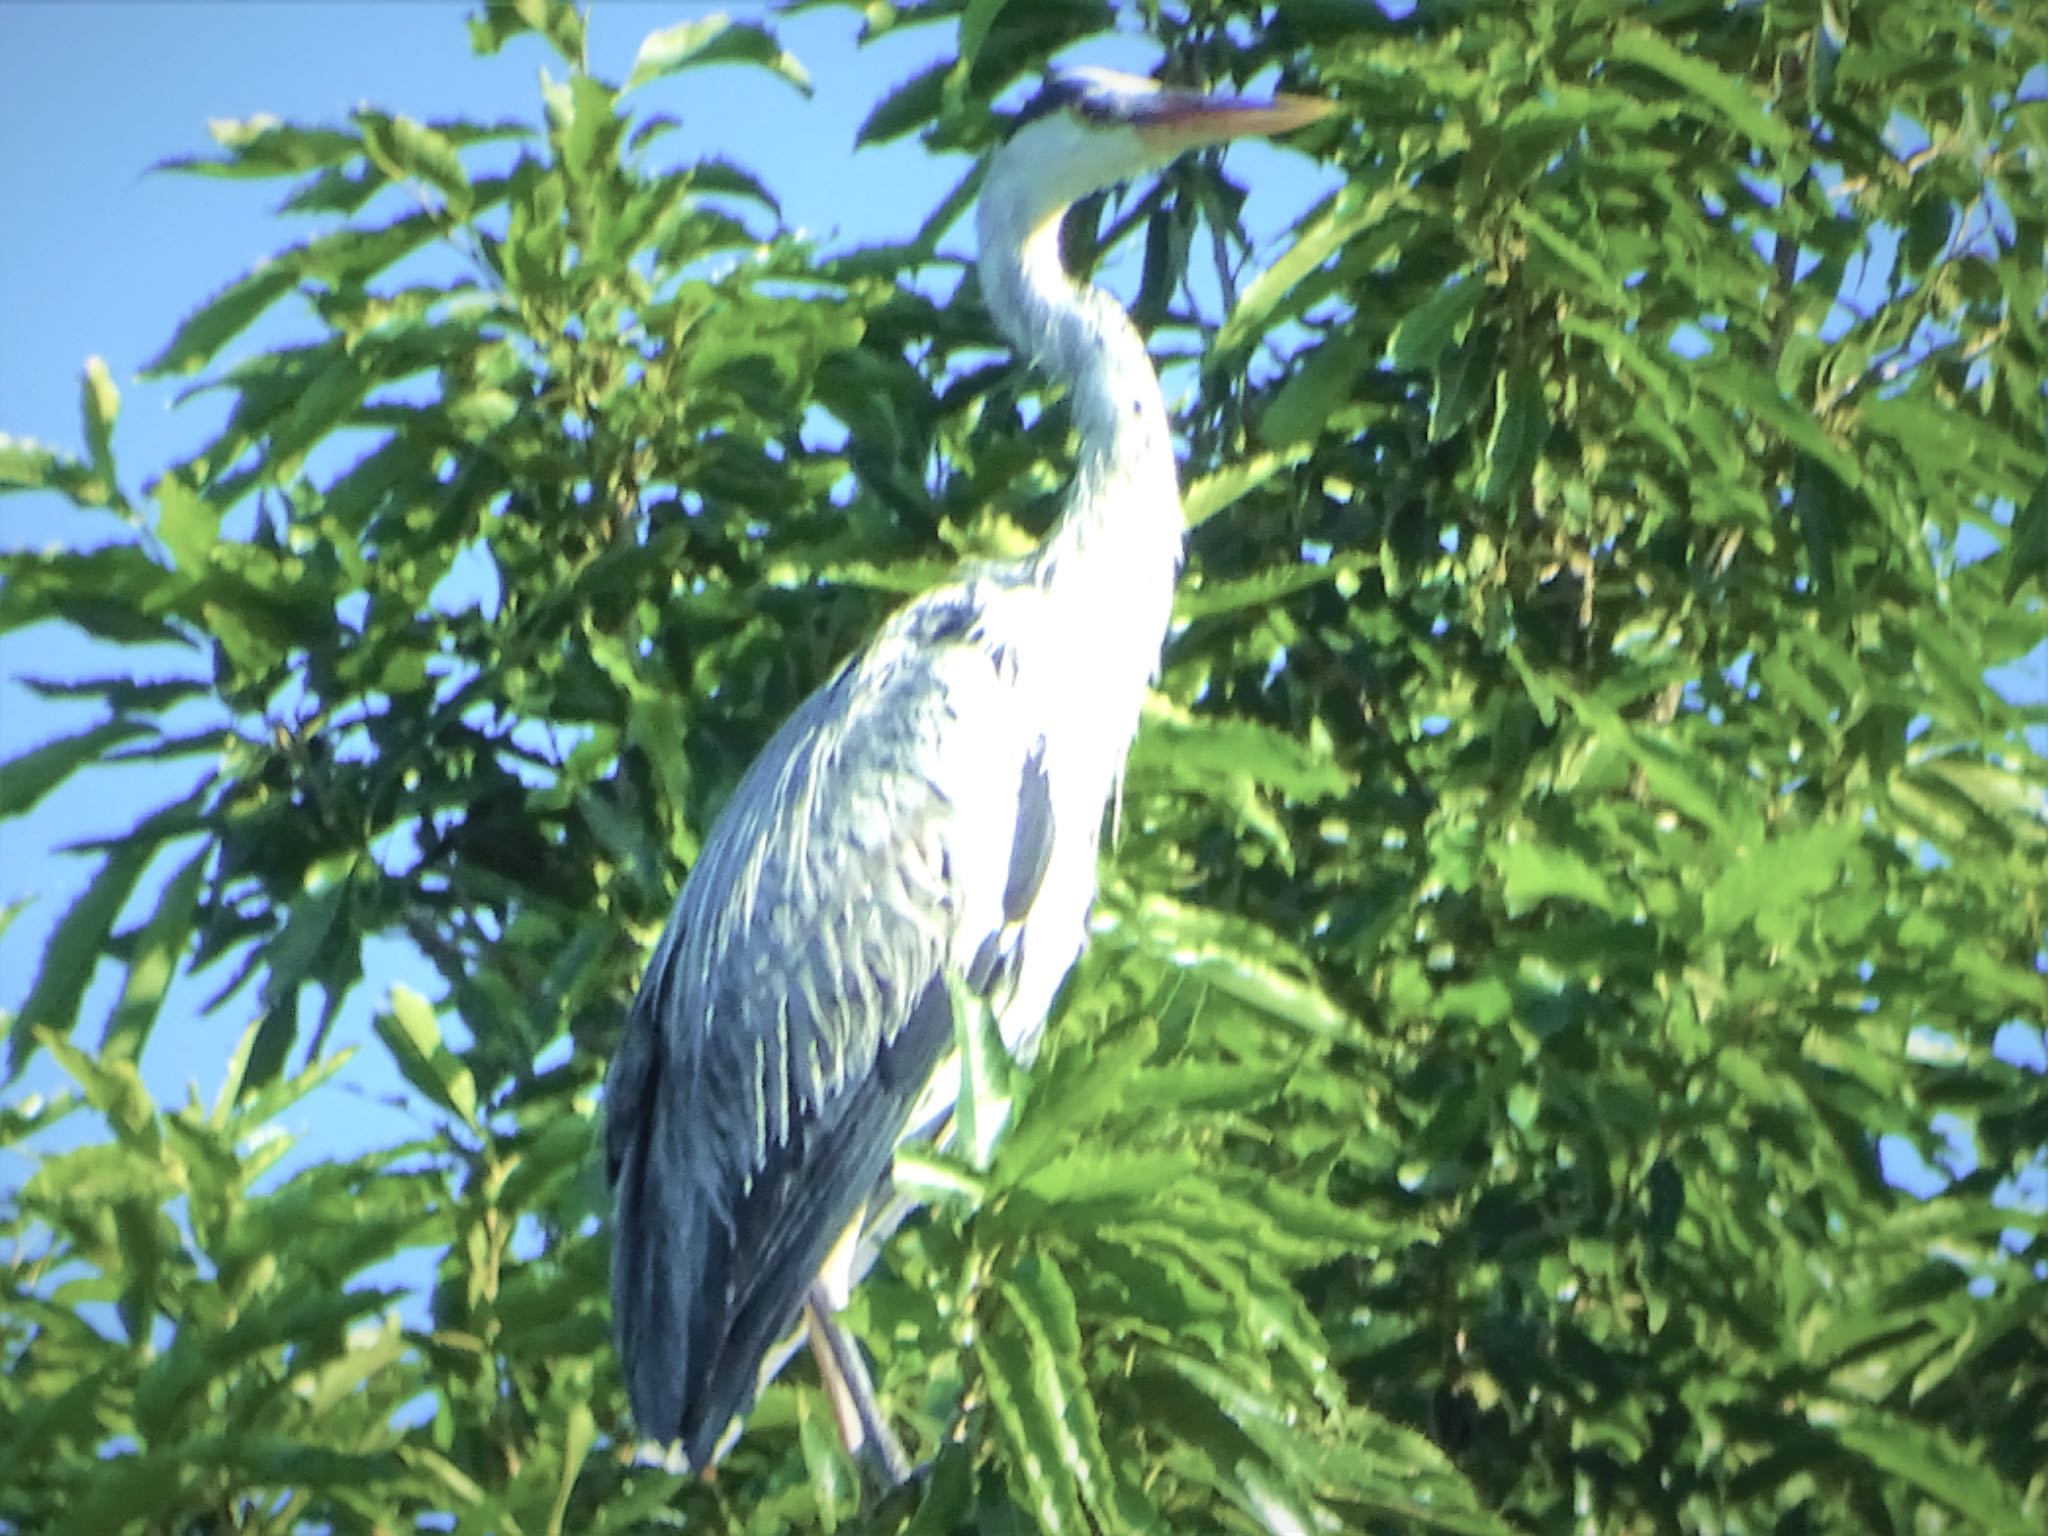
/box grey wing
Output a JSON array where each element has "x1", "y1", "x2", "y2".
[{"x1": 604, "y1": 597, "x2": 1054, "y2": 1464}]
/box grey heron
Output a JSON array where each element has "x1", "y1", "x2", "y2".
[{"x1": 604, "y1": 65, "x2": 1330, "y2": 1480}]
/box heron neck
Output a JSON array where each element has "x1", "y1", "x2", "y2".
[{"x1": 976, "y1": 203, "x2": 1186, "y2": 605}]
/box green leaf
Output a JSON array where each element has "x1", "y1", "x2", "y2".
[
  {"x1": 294, "y1": 1311, "x2": 408, "y2": 1416},
  {"x1": 1173, "y1": 544, "x2": 1357, "y2": 613},
  {"x1": 1182, "y1": 444, "x2": 1311, "y2": 527},
  {"x1": 143, "y1": 263, "x2": 299, "y2": 377},
  {"x1": 291, "y1": 204, "x2": 450, "y2": 287},
  {"x1": 0, "y1": 719, "x2": 149, "y2": 820},
  {"x1": 469, "y1": 0, "x2": 584, "y2": 62},
  {"x1": 1216, "y1": 181, "x2": 1398, "y2": 358},
  {"x1": 976, "y1": 1304, "x2": 1089, "y2": 1533},
  {"x1": 899, "y1": 1443, "x2": 976, "y2": 1536},
  {"x1": 0, "y1": 434, "x2": 115, "y2": 507},
  {"x1": 1430, "y1": 321, "x2": 1501, "y2": 444},
  {"x1": 545, "y1": 1402, "x2": 597, "y2": 1536},
  {"x1": 9, "y1": 840, "x2": 155, "y2": 1072},
  {"x1": 1609, "y1": 26, "x2": 1794, "y2": 154},
  {"x1": 1903, "y1": 194, "x2": 1953, "y2": 274},
  {"x1": 1101, "y1": 892, "x2": 1352, "y2": 1039},
  {"x1": 354, "y1": 111, "x2": 471, "y2": 210},
  {"x1": 1696, "y1": 359, "x2": 1860, "y2": 487},
  {"x1": 102, "y1": 845, "x2": 209, "y2": 1061},
  {"x1": 1808, "y1": 1402, "x2": 2038, "y2": 1534},
  {"x1": 1020, "y1": 1149, "x2": 1201, "y2": 1212},
  {"x1": 1700, "y1": 820, "x2": 1858, "y2": 945},
  {"x1": 542, "y1": 69, "x2": 624, "y2": 194},
  {"x1": 1757, "y1": 645, "x2": 1840, "y2": 733},
  {"x1": 856, "y1": 59, "x2": 952, "y2": 147},
  {"x1": 1135, "y1": 699, "x2": 1352, "y2": 802},
  {"x1": 1517, "y1": 204, "x2": 1627, "y2": 303},
  {"x1": 2003, "y1": 470, "x2": 2048, "y2": 599},
  {"x1": 256, "y1": 867, "x2": 354, "y2": 1046},
  {"x1": 687, "y1": 155, "x2": 784, "y2": 217},
  {"x1": 997, "y1": 1016, "x2": 1156, "y2": 1177},
  {"x1": 154, "y1": 472, "x2": 221, "y2": 573},
  {"x1": 998, "y1": 1252, "x2": 1153, "y2": 1530},
  {"x1": 160, "y1": 116, "x2": 361, "y2": 179},
  {"x1": 1256, "y1": 339, "x2": 1372, "y2": 449},
  {"x1": 1390, "y1": 274, "x2": 1479, "y2": 374},
  {"x1": 959, "y1": 0, "x2": 1015, "y2": 69},
  {"x1": 80, "y1": 357, "x2": 120, "y2": 482},
  {"x1": 949, "y1": 972, "x2": 1016, "y2": 1170},
  {"x1": 372, "y1": 984, "x2": 479, "y2": 1128},
  {"x1": 1480, "y1": 358, "x2": 1544, "y2": 504},
  {"x1": 45, "y1": 1449, "x2": 197, "y2": 1536},
  {"x1": 626, "y1": 16, "x2": 811, "y2": 96},
  {"x1": 1490, "y1": 840, "x2": 1626, "y2": 917},
  {"x1": 1542, "y1": 676, "x2": 1738, "y2": 840}
]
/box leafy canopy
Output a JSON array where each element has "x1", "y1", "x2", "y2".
[{"x1": 3, "y1": 1, "x2": 2044, "y2": 1532}]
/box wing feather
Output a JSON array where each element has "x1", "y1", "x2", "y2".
[{"x1": 606, "y1": 582, "x2": 1043, "y2": 1463}]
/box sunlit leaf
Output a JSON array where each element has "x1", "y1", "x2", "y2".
[
  {"x1": 159, "y1": 116, "x2": 361, "y2": 179},
  {"x1": 1608, "y1": 26, "x2": 1795, "y2": 154},
  {"x1": 79, "y1": 357, "x2": 120, "y2": 482},
  {"x1": 626, "y1": 15, "x2": 811, "y2": 96},
  {"x1": 143, "y1": 263, "x2": 299, "y2": 377},
  {"x1": 372, "y1": 984, "x2": 479, "y2": 1129}
]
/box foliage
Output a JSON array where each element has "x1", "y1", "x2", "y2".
[{"x1": 5, "y1": 0, "x2": 2046, "y2": 1531}]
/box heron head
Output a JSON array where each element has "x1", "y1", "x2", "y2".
[{"x1": 987, "y1": 66, "x2": 1332, "y2": 227}]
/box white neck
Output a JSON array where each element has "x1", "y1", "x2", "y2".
[{"x1": 975, "y1": 168, "x2": 1186, "y2": 601}]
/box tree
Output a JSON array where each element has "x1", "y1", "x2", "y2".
[{"x1": 4, "y1": 1, "x2": 2044, "y2": 1531}]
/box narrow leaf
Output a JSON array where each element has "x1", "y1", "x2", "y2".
[
  {"x1": 159, "y1": 116, "x2": 361, "y2": 179},
  {"x1": 1257, "y1": 339, "x2": 1373, "y2": 449},
  {"x1": 976, "y1": 1318, "x2": 1088, "y2": 1533},
  {"x1": 857, "y1": 59, "x2": 951, "y2": 147},
  {"x1": 0, "y1": 719, "x2": 149, "y2": 820},
  {"x1": 143, "y1": 264, "x2": 299, "y2": 377},
  {"x1": 1390, "y1": 274, "x2": 1479, "y2": 374},
  {"x1": 626, "y1": 16, "x2": 811, "y2": 95},
  {"x1": 2003, "y1": 470, "x2": 2048, "y2": 599},
  {"x1": 10, "y1": 842, "x2": 155, "y2": 1071},
  {"x1": 1610, "y1": 26, "x2": 1794, "y2": 153},
  {"x1": 1491, "y1": 840, "x2": 1626, "y2": 917},
  {"x1": 373, "y1": 984, "x2": 479, "y2": 1127},
  {"x1": 1183, "y1": 444, "x2": 1311, "y2": 527},
  {"x1": 102, "y1": 845, "x2": 209, "y2": 1061},
  {"x1": 80, "y1": 356, "x2": 120, "y2": 480},
  {"x1": 355, "y1": 111, "x2": 471, "y2": 209},
  {"x1": 1809, "y1": 1402, "x2": 2037, "y2": 1534},
  {"x1": 1480, "y1": 359, "x2": 1544, "y2": 504}
]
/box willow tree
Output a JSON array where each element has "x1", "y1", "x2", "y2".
[{"x1": 3, "y1": 1, "x2": 2043, "y2": 1532}]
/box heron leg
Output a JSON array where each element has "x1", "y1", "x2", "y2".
[{"x1": 804, "y1": 1282, "x2": 912, "y2": 1489}]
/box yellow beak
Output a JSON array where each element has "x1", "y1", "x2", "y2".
[{"x1": 1132, "y1": 88, "x2": 1334, "y2": 151}]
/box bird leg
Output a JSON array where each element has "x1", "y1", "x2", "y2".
[{"x1": 804, "y1": 1282, "x2": 912, "y2": 1489}]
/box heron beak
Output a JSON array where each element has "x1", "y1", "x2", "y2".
[{"x1": 1131, "y1": 88, "x2": 1334, "y2": 151}]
